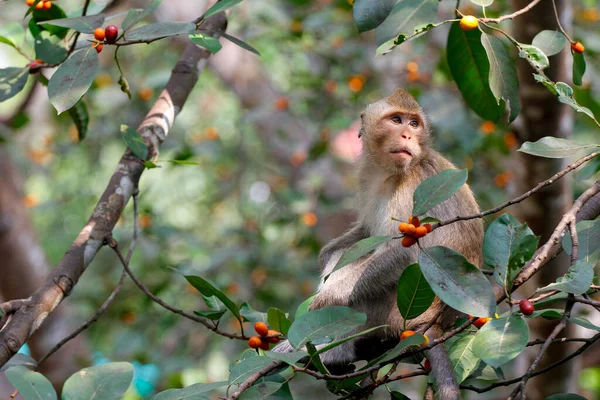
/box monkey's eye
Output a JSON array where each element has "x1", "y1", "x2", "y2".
[
  {"x1": 409, "y1": 119, "x2": 419, "y2": 127},
  {"x1": 391, "y1": 115, "x2": 402, "y2": 124}
]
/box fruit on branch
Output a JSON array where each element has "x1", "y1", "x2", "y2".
[
  {"x1": 95, "y1": 43, "x2": 103, "y2": 53},
  {"x1": 401, "y1": 235, "x2": 417, "y2": 248},
  {"x1": 254, "y1": 321, "x2": 269, "y2": 337},
  {"x1": 409, "y1": 216, "x2": 420, "y2": 227},
  {"x1": 43, "y1": 1, "x2": 51, "y2": 9},
  {"x1": 259, "y1": 340, "x2": 270, "y2": 350},
  {"x1": 424, "y1": 359, "x2": 431, "y2": 371},
  {"x1": 266, "y1": 330, "x2": 281, "y2": 343},
  {"x1": 248, "y1": 336, "x2": 262, "y2": 349},
  {"x1": 519, "y1": 299, "x2": 534, "y2": 316},
  {"x1": 401, "y1": 330, "x2": 416, "y2": 340},
  {"x1": 424, "y1": 223, "x2": 432, "y2": 233},
  {"x1": 398, "y1": 222, "x2": 409, "y2": 233},
  {"x1": 35, "y1": 1, "x2": 43, "y2": 9},
  {"x1": 460, "y1": 15, "x2": 479, "y2": 31},
  {"x1": 414, "y1": 226, "x2": 428, "y2": 238},
  {"x1": 274, "y1": 96, "x2": 289, "y2": 111},
  {"x1": 94, "y1": 28, "x2": 105, "y2": 41},
  {"x1": 105, "y1": 25, "x2": 118, "y2": 44},
  {"x1": 571, "y1": 41, "x2": 585, "y2": 53},
  {"x1": 25, "y1": 0, "x2": 34, "y2": 6},
  {"x1": 473, "y1": 317, "x2": 491, "y2": 329}
]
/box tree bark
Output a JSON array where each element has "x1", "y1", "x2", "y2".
[{"x1": 510, "y1": 0, "x2": 575, "y2": 397}]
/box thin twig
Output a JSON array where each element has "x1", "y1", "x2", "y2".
[
  {"x1": 480, "y1": 0, "x2": 544, "y2": 24},
  {"x1": 227, "y1": 360, "x2": 285, "y2": 400},
  {"x1": 65, "y1": 0, "x2": 91, "y2": 58},
  {"x1": 551, "y1": 0, "x2": 573, "y2": 42},
  {"x1": 436, "y1": 152, "x2": 600, "y2": 230},
  {"x1": 568, "y1": 220, "x2": 579, "y2": 266}
]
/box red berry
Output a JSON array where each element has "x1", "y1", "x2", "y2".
[
  {"x1": 95, "y1": 44, "x2": 103, "y2": 53},
  {"x1": 105, "y1": 25, "x2": 118, "y2": 44},
  {"x1": 424, "y1": 359, "x2": 431, "y2": 371},
  {"x1": 259, "y1": 339, "x2": 270, "y2": 350},
  {"x1": 519, "y1": 299, "x2": 535, "y2": 316},
  {"x1": 473, "y1": 317, "x2": 491, "y2": 329}
]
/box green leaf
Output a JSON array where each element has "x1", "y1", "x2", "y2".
[
  {"x1": 374, "y1": 0, "x2": 439, "y2": 46},
  {"x1": 518, "y1": 136, "x2": 598, "y2": 158},
  {"x1": 352, "y1": 0, "x2": 396, "y2": 32},
  {"x1": 204, "y1": 0, "x2": 243, "y2": 18},
  {"x1": 29, "y1": 6, "x2": 69, "y2": 39},
  {"x1": 295, "y1": 296, "x2": 314, "y2": 320},
  {"x1": 313, "y1": 325, "x2": 388, "y2": 356},
  {"x1": 397, "y1": 264, "x2": 435, "y2": 320},
  {"x1": 554, "y1": 81, "x2": 596, "y2": 120},
  {"x1": 185, "y1": 275, "x2": 241, "y2": 321},
  {"x1": 532, "y1": 30, "x2": 566, "y2": 56},
  {"x1": 545, "y1": 395, "x2": 588, "y2": 400},
  {"x1": 563, "y1": 219, "x2": 600, "y2": 265},
  {"x1": 240, "y1": 302, "x2": 267, "y2": 323},
  {"x1": 419, "y1": 246, "x2": 496, "y2": 317},
  {"x1": 380, "y1": 333, "x2": 425, "y2": 362},
  {"x1": 190, "y1": 33, "x2": 222, "y2": 54},
  {"x1": 412, "y1": 169, "x2": 468, "y2": 216},
  {"x1": 572, "y1": 51, "x2": 586, "y2": 86},
  {"x1": 122, "y1": 0, "x2": 163, "y2": 32},
  {"x1": 306, "y1": 342, "x2": 329, "y2": 375},
  {"x1": 203, "y1": 294, "x2": 226, "y2": 312},
  {"x1": 527, "y1": 309, "x2": 563, "y2": 319},
  {"x1": 569, "y1": 317, "x2": 600, "y2": 331},
  {"x1": 287, "y1": 306, "x2": 366, "y2": 349},
  {"x1": 151, "y1": 382, "x2": 227, "y2": 400},
  {"x1": 264, "y1": 351, "x2": 308, "y2": 365},
  {"x1": 67, "y1": 100, "x2": 89, "y2": 141},
  {"x1": 267, "y1": 308, "x2": 292, "y2": 336},
  {"x1": 447, "y1": 23, "x2": 504, "y2": 121},
  {"x1": 467, "y1": 362, "x2": 505, "y2": 382},
  {"x1": 472, "y1": 315, "x2": 529, "y2": 367},
  {"x1": 48, "y1": 47, "x2": 98, "y2": 114},
  {"x1": 5, "y1": 366, "x2": 56, "y2": 400},
  {"x1": 0, "y1": 23, "x2": 25, "y2": 50},
  {"x1": 120, "y1": 125, "x2": 149, "y2": 159},
  {"x1": 470, "y1": 0, "x2": 493, "y2": 5},
  {"x1": 534, "y1": 292, "x2": 569, "y2": 308},
  {"x1": 127, "y1": 22, "x2": 196, "y2": 41},
  {"x1": 0, "y1": 354, "x2": 37, "y2": 372},
  {"x1": 194, "y1": 309, "x2": 227, "y2": 320},
  {"x1": 0, "y1": 68, "x2": 29, "y2": 103},
  {"x1": 324, "y1": 236, "x2": 393, "y2": 281},
  {"x1": 220, "y1": 32, "x2": 260, "y2": 56},
  {"x1": 481, "y1": 33, "x2": 520, "y2": 122},
  {"x1": 41, "y1": 14, "x2": 105, "y2": 34},
  {"x1": 484, "y1": 214, "x2": 538, "y2": 292},
  {"x1": 229, "y1": 356, "x2": 274, "y2": 386},
  {"x1": 62, "y1": 362, "x2": 133, "y2": 400},
  {"x1": 239, "y1": 381, "x2": 284, "y2": 400},
  {"x1": 537, "y1": 260, "x2": 593, "y2": 295},
  {"x1": 448, "y1": 334, "x2": 481, "y2": 384},
  {"x1": 34, "y1": 31, "x2": 68, "y2": 64},
  {"x1": 519, "y1": 44, "x2": 549, "y2": 70}
]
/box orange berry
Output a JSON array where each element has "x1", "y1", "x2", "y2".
[
  {"x1": 408, "y1": 216, "x2": 420, "y2": 227},
  {"x1": 95, "y1": 44, "x2": 103, "y2": 53},
  {"x1": 401, "y1": 236, "x2": 417, "y2": 247},
  {"x1": 424, "y1": 223, "x2": 433, "y2": 233},
  {"x1": 259, "y1": 339, "x2": 270, "y2": 350},
  {"x1": 405, "y1": 224, "x2": 416, "y2": 235},
  {"x1": 254, "y1": 321, "x2": 269, "y2": 337},
  {"x1": 348, "y1": 75, "x2": 365, "y2": 93},
  {"x1": 94, "y1": 28, "x2": 105, "y2": 41},
  {"x1": 460, "y1": 15, "x2": 478, "y2": 31},
  {"x1": 473, "y1": 317, "x2": 491, "y2": 329},
  {"x1": 248, "y1": 336, "x2": 262, "y2": 349},
  {"x1": 26, "y1": 0, "x2": 34, "y2": 6},
  {"x1": 401, "y1": 330, "x2": 416, "y2": 340},
  {"x1": 266, "y1": 330, "x2": 280, "y2": 343},
  {"x1": 35, "y1": 1, "x2": 43, "y2": 9},
  {"x1": 43, "y1": 1, "x2": 51, "y2": 9},
  {"x1": 138, "y1": 87, "x2": 154, "y2": 101},
  {"x1": 301, "y1": 212, "x2": 318, "y2": 227},
  {"x1": 274, "y1": 96, "x2": 289, "y2": 111},
  {"x1": 414, "y1": 226, "x2": 428, "y2": 239},
  {"x1": 571, "y1": 41, "x2": 585, "y2": 54},
  {"x1": 398, "y1": 222, "x2": 410, "y2": 233}
]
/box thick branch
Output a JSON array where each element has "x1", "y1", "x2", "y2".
[{"x1": 0, "y1": 13, "x2": 228, "y2": 367}]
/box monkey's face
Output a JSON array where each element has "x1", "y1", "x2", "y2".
[{"x1": 362, "y1": 105, "x2": 428, "y2": 172}]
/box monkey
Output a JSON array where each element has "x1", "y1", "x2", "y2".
[{"x1": 275, "y1": 89, "x2": 483, "y2": 399}]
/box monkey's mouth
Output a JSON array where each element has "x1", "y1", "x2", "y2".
[{"x1": 389, "y1": 148, "x2": 413, "y2": 159}]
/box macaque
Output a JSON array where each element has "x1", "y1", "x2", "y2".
[{"x1": 277, "y1": 89, "x2": 483, "y2": 398}]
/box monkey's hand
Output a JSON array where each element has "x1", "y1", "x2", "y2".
[{"x1": 309, "y1": 283, "x2": 353, "y2": 310}]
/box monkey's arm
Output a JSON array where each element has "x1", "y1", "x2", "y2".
[{"x1": 318, "y1": 224, "x2": 367, "y2": 274}]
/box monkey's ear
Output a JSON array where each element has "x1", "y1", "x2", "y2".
[
  {"x1": 358, "y1": 126, "x2": 365, "y2": 138},
  {"x1": 358, "y1": 112, "x2": 365, "y2": 138}
]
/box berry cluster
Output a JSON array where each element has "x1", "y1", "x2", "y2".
[
  {"x1": 398, "y1": 216, "x2": 432, "y2": 247},
  {"x1": 400, "y1": 330, "x2": 429, "y2": 346},
  {"x1": 92, "y1": 26, "x2": 119, "y2": 53},
  {"x1": 248, "y1": 322, "x2": 281, "y2": 351},
  {"x1": 26, "y1": 0, "x2": 51, "y2": 10}
]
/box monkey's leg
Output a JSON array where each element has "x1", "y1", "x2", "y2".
[{"x1": 423, "y1": 324, "x2": 461, "y2": 400}]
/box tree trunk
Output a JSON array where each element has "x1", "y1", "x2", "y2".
[
  {"x1": 510, "y1": 1, "x2": 575, "y2": 397},
  {"x1": 0, "y1": 150, "x2": 89, "y2": 388}
]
